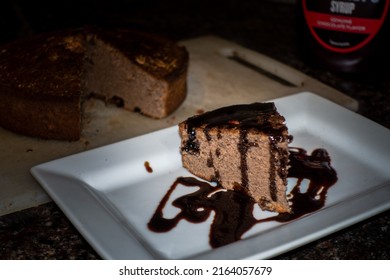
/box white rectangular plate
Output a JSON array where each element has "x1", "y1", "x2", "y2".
[{"x1": 31, "y1": 92, "x2": 390, "y2": 259}]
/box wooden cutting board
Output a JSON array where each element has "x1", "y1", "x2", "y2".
[{"x1": 0, "y1": 36, "x2": 357, "y2": 216}]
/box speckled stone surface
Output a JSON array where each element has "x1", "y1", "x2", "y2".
[{"x1": 0, "y1": 0, "x2": 389, "y2": 260}]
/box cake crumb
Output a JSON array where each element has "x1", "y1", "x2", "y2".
[{"x1": 144, "y1": 161, "x2": 153, "y2": 173}]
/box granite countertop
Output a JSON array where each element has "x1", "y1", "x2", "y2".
[{"x1": 0, "y1": 0, "x2": 389, "y2": 259}]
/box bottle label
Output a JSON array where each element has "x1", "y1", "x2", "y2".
[{"x1": 303, "y1": 0, "x2": 389, "y2": 53}]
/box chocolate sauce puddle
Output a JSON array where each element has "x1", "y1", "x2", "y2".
[{"x1": 148, "y1": 147, "x2": 338, "y2": 248}]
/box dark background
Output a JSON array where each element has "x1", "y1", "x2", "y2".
[{"x1": 0, "y1": 0, "x2": 389, "y2": 259}]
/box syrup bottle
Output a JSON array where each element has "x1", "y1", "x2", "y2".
[{"x1": 298, "y1": 0, "x2": 390, "y2": 75}]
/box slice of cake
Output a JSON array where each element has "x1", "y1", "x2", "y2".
[
  {"x1": 179, "y1": 102, "x2": 291, "y2": 213},
  {"x1": 0, "y1": 28, "x2": 189, "y2": 141}
]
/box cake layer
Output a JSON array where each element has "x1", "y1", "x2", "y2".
[{"x1": 85, "y1": 28, "x2": 188, "y2": 119}]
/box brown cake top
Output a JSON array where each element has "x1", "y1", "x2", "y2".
[
  {"x1": 0, "y1": 30, "x2": 85, "y2": 99},
  {"x1": 88, "y1": 28, "x2": 189, "y2": 81}
]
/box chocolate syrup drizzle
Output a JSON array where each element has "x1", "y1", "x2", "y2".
[{"x1": 148, "y1": 147, "x2": 338, "y2": 248}]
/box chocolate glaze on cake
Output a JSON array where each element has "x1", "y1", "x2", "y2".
[
  {"x1": 148, "y1": 147, "x2": 338, "y2": 248},
  {"x1": 179, "y1": 102, "x2": 291, "y2": 213}
]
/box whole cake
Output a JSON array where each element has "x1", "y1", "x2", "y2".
[
  {"x1": 0, "y1": 28, "x2": 189, "y2": 141},
  {"x1": 179, "y1": 102, "x2": 291, "y2": 213}
]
